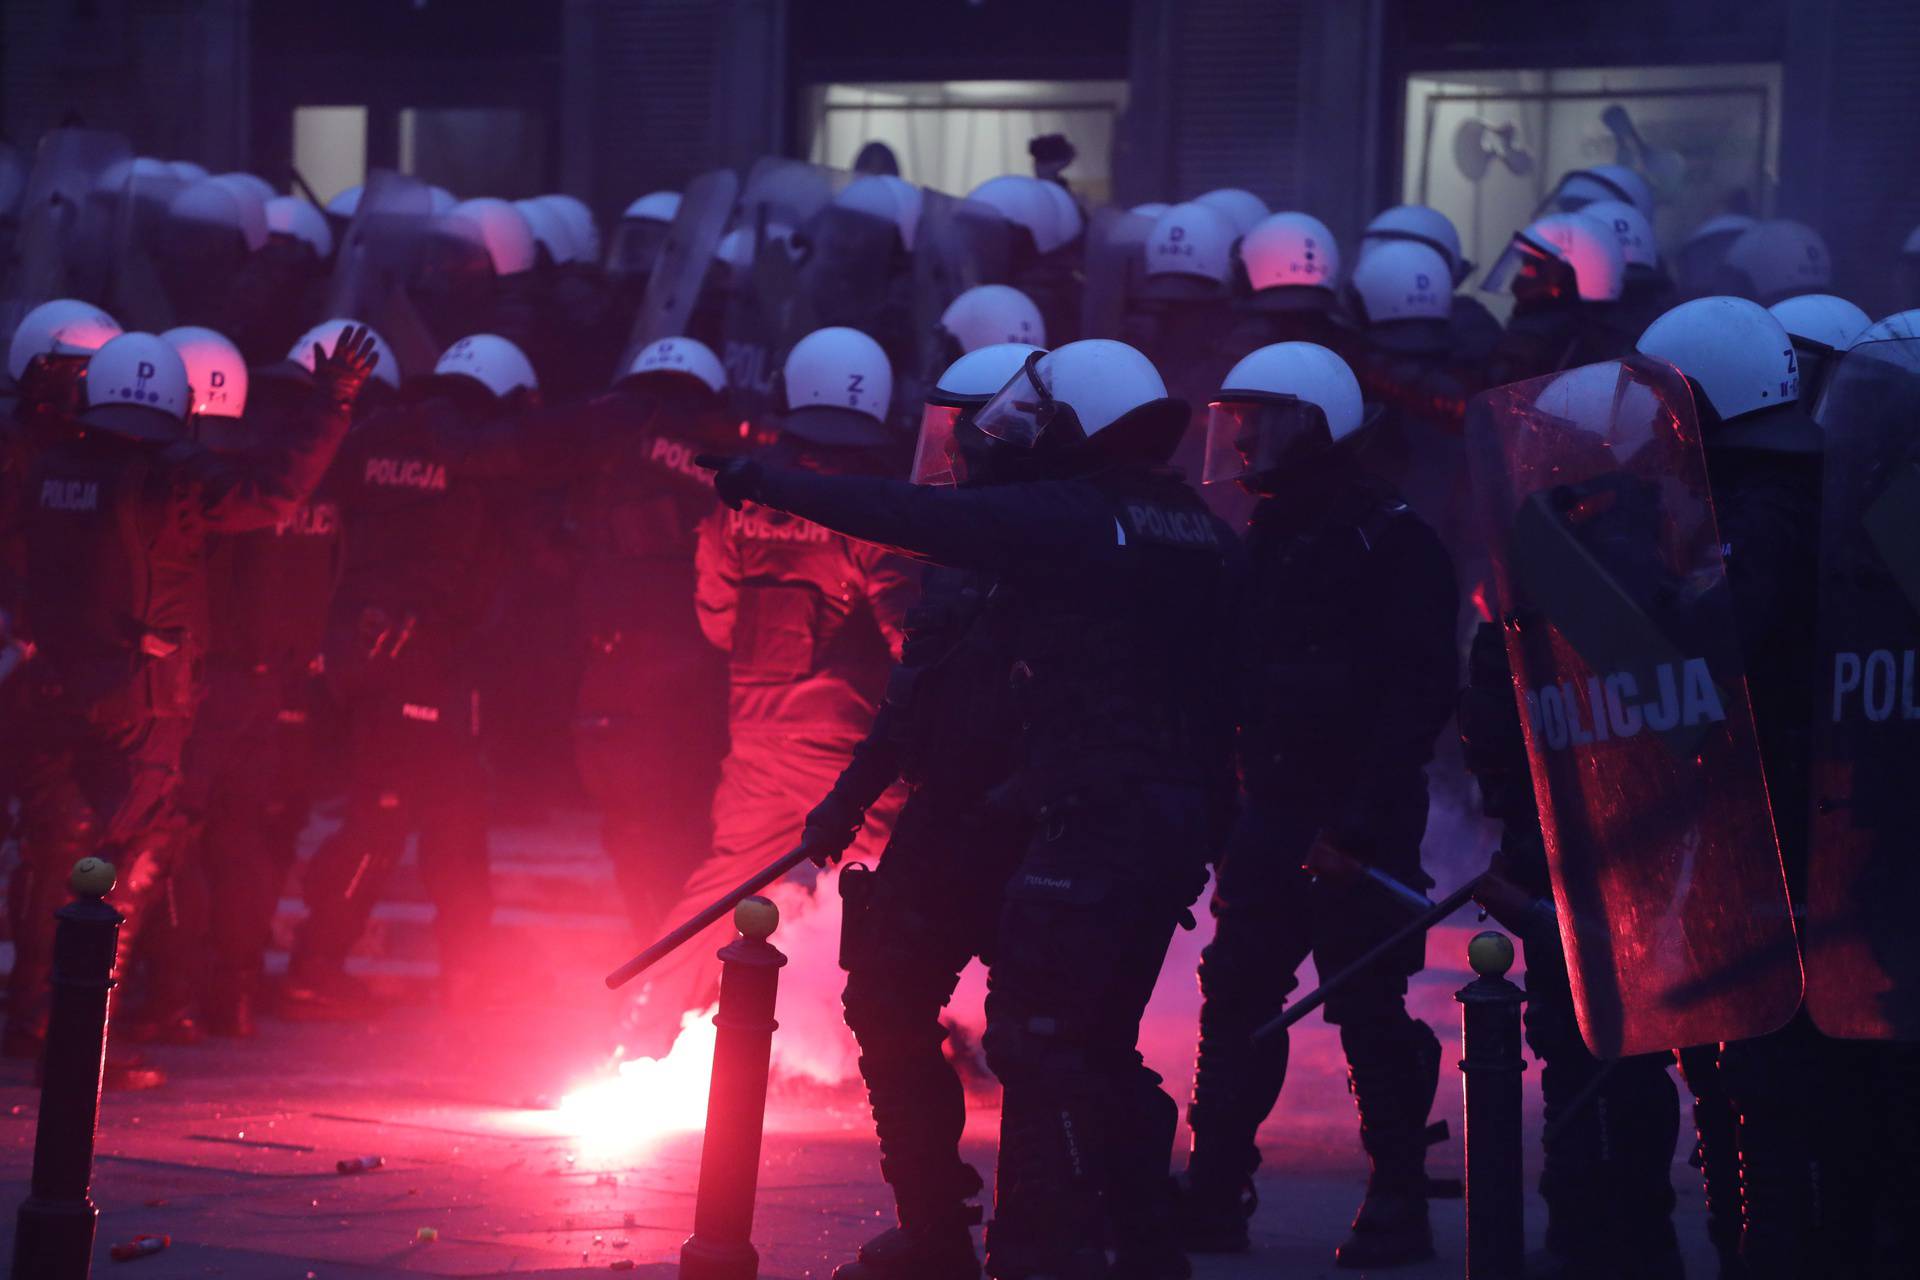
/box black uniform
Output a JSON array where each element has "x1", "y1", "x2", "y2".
[
  {"x1": 286, "y1": 388, "x2": 541, "y2": 1001},
  {"x1": 1484, "y1": 296, "x2": 1628, "y2": 387},
  {"x1": 563, "y1": 383, "x2": 730, "y2": 942},
  {"x1": 822, "y1": 564, "x2": 1029, "y2": 1274},
  {"x1": 740, "y1": 461, "x2": 1240, "y2": 1280},
  {"x1": 4, "y1": 386, "x2": 350, "y2": 1050},
  {"x1": 1184, "y1": 456, "x2": 1458, "y2": 1267},
  {"x1": 626, "y1": 433, "x2": 916, "y2": 1056}
]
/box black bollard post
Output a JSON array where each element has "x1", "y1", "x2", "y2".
[
  {"x1": 12, "y1": 857, "x2": 123, "y2": 1280},
  {"x1": 1456, "y1": 929, "x2": 1527, "y2": 1280},
  {"x1": 679, "y1": 895, "x2": 787, "y2": 1280}
]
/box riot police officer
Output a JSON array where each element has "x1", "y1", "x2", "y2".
[
  {"x1": 565, "y1": 337, "x2": 733, "y2": 944},
  {"x1": 1179, "y1": 342, "x2": 1459, "y2": 1270},
  {"x1": 1482, "y1": 212, "x2": 1631, "y2": 385},
  {"x1": 1228, "y1": 211, "x2": 1350, "y2": 352},
  {"x1": 1768, "y1": 293, "x2": 1871, "y2": 405},
  {"x1": 702, "y1": 338, "x2": 1240, "y2": 1280},
  {"x1": 4, "y1": 324, "x2": 376, "y2": 1080},
  {"x1": 811, "y1": 342, "x2": 1043, "y2": 1280},
  {"x1": 283, "y1": 333, "x2": 544, "y2": 1016},
  {"x1": 621, "y1": 325, "x2": 917, "y2": 1059},
  {"x1": 1357, "y1": 203, "x2": 1503, "y2": 363}
]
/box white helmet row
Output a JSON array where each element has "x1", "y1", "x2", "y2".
[
  {"x1": 161, "y1": 325, "x2": 248, "y2": 419},
  {"x1": 435, "y1": 334, "x2": 538, "y2": 399},
  {"x1": 783, "y1": 326, "x2": 894, "y2": 442},
  {"x1": 940, "y1": 284, "x2": 1046, "y2": 352},
  {"x1": 265, "y1": 195, "x2": 334, "y2": 258},
  {"x1": 1240, "y1": 211, "x2": 1340, "y2": 293},
  {"x1": 1145, "y1": 202, "x2": 1237, "y2": 285},
  {"x1": 289, "y1": 319, "x2": 402, "y2": 390},
  {"x1": 1636, "y1": 296, "x2": 1799, "y2": 421},
  {"x1": 1769, "y1": 294, "x2": 1871, "y2": 354},
  {"x1": 1349, "y1": 240, "x2": 1453, "y2": 323},
  {"x1": 7, "y1": 298, "x2": 122, "y2": 382},
  {"x1": 965, "y1": 174, "x2": 1079, "y2": 255},
  {"x1": 85, "y1": 332, "x2": 192, "y2": 425},
  {"x1": 622, "y1": 336, "x2": 727, "y2": 395},
  {"x1": 1361, "y1": 204, "x2": 1468, "y2": 284},
  {"x1": 442, "y1": 197, "x2": 537, "y2": 276},
  {"x1": 1192, "y1": 187, "x2": 1270, "y2": 237}
]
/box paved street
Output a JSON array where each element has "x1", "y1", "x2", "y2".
[{"x1": 0, "y1": 816, "x2": 1723, "y2": 1278}]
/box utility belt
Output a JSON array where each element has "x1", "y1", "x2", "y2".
[{"x1": 27, "y1": 628, "x2": 200, "y2": 721}]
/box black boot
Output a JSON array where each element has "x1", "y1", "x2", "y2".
[
  {"x1": 1108, "y1": 1073, "x2": 1190, "y2": 1280},
  {"x1": 1678, "y1": 1044, "x2": 1747, "y2": 1280},
  {"x1": 1334, "y1": 1018, "x2": 1442, "y2": 1270},
  {"x1": 833, "y1": 1217, "x2": 981, "y2": 1280},
  {"x1": 1176, "y1": 976, "x2": 1288, "y2": 1254}
]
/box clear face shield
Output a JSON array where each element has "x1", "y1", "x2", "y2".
[
  {"x1": 1201, "y1": 394, "x2": 1333, "y2": 488},
  {"x1": 970, "y1": 348, "x2": 1078, "y2": 450},
  {"x1": 910, "y1": 400, "x2": 964, "y2": 486},
  {"x1": 1480, "y1": 232, "x2": 1570, "y2": 304}
]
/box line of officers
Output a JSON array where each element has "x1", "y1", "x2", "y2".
[{"x1": 0, "y1": 158, "x2": 1914, "y2": 1280}]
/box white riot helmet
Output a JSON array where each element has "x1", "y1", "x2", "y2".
[
  {"x1": 1717, "y1": 219, "x2": 1832, "y2": 304},
  {"x1": 325, "y1": 185, "x2": 363, "y2": 220},
  {"x1": 782, "y1": 326, "x2": 895, "y2": 445},
  {"x1": 1143, "y1": 202, "x2": 1237, "y2": 290},
  {"x1": 1676, "y1": 212, "x2": 1757, "y2": 296},
  {"x1": 1533, "y1": 361, "x2": 1669, "y2": 463},
  {"x1": 939, "y1": 285, "x2": 1046, "y2": 354},
  {"x1": 715, "y1": 223, "x2": 795, "y2": 281},
  {"x1": 623, "y1": 191, "x2": 681, "y2": 224},
  {"x1": 1240, "y1": 212, "x2": 1341, "y2": 295},
  {"x1": 1859, "y1": 309, "x2": 1920, "y2": 343},
  {"x1": 1349, "y1": 240, "x2": 1453, "y2": 325},
  {"x1": 170, "y1": 178, "x2": 269, "y2": 252},
  {"x1": 167, "y1": 160, "x2": 210, "y2": 185},
  {"x1": 834, "y1": 175, "x2": 920, "y2": 249},
  {"x1": 1204, "y1": 342, "x2": 1365, "y2": 487},
  {"x1": 427, "y1": 186, "x2": 458, "y2": 216},
  {"x1": 434, "y1": 334, "x2": 538, "y2": 399},
  {"x1": 1037, "y1": 181, "x2": 1084, "y2": 248},
  {"x1": 912, "y1": 342, "x2": 1045, "y2": 486},
  {"x1": 7, "y1": 299, "x2": 122, "y2": 382},
  {"x1": 514, "y1": 197, "x2": 578, "y2": 265},
  {"x1": 289, "y1": 319, "x2": 401, "y2": 390},
  {"x1": 1361, "y1": 205, "x2": 1470, "y2": 284},
  {"x1": 619, "y1": 336, "x2": 726, "y2": 395},
  {"x1": 264, "y1": 196, "x2": 334, "y2": 258},
  {"x1": 443, "y1": 198, "x2": 536, "y2": 276},
  {"x1": 537, "y1": 195, "x2": 601, "y2": 263},
  {"x1": 1129, "y1": 202, "x2": 1172, "y2": 220},
  {"x1": 1192, "y1": 188, "x2": 1271, "y2": 237},
  {"x1": 970, "y1": 339, "x2": 1185, "y2": 465},
  {"x1": 161, "y1": 326, "x2": 249, "y2": 420},
  {"x1": 84, "y1": 332, "x2": 191, "y2": 436},
  {"x1": 1483, "y1": 212, "x2": 1625, "y2": 304},
  {"x1": 215, "y1": 172, "x2": 277, "y2": 204},
  {"x1": 1548, "y1": 164, "x2": 1655, "y2": 217},
  {"x1": 1582, "y1": 199, "x2": 1659, "y2": 272},
  {"x1": 966, "y1": 175, "x2": 1074, "y2": 255},
  {"x1": 1769, "y1": 294, "x2": 1871, "y2": 355},
  {"x1": 1637, "y1": 297, "x2": 1805, "y2": 441}
]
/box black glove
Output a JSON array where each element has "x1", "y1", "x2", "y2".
[
  {"x1": 695, "y1": 453, "x2": 765, "y2": 510},
  {"x1": 311, "y1": 323, "x2": 380, "y2": 406},
  {"x1": 799, "y1": 790, "x2": 864, "y2": 868}
]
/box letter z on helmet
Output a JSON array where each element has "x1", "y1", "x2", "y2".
[{"x1": 781, "y1": 326, "x2": 894, "y2": 445}]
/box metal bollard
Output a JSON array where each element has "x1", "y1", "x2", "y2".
[
  {"x1": 1456, "y1": 929, "x2": 1527, "y2": 1280},
  {"x1": 679, "y1": 895, "x2": 788, "y2": 1280},
  {"x1": 12, "y1": 858, "x2": 123, "y2": 1280}
]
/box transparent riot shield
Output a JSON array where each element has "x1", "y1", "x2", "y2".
[
  {"x1": 1079, "y1": 205, "x2": 1155, "y2": 341},
  {"x1": 622, "y1": 167, "x2": 739, "y2": 363},
  {"x1": 100, "y1": 158, "x2": 189, "y2": 332},
  {"x1": 721, "y1": 158, "x2": 852, "y2": 429},
  {"x1": 1466, "y1": 355, "x2": 1803, "y2": 1057},
  {"x1": 1806, "y1": 337, "x2": 1920, "y2": 1041},
  {"x1": 1, "y1": 128, "x2": 132, "y2": 354},
  {"x1": 325, "y1": 169, "x2": 439, "y2": 381},
  {"x1": 910, "y1": 190, "x2": 1014, "y2": 400}
]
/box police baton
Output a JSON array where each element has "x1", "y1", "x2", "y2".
[
  {"x1": 1253, "y1": 872, "x2": 1491, "y2": 1043},
  {"x1": 604, "y1": 843, "x2": 814, "y2": 990}
]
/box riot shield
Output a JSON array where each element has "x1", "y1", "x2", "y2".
[
  {"x1": 1, "y1": 129, "x2": 132, "y2": 354},
  {"x1": 720, "y1": 158, "x2": 852, "y2": 429},
  {"x1": 100, "y1": 157, "x2": 190, "y2": 332},
  {"x1": 623, "y1": 167, "x2": 738, "y2": 362},
  {"x1": 1466, "y1": 355, "x2": 1802, "y2": 1057},
  {"x1": 325, "y1": 169, "x2": 440, "y2": 381},
  {"x1": 910, "y1": 189, "x2": 1014, "y2": 395},
  {"x1": 1079, "y1": 205, "x2": 1155, "y2": 341},
  {"x1": 1806, "y1": 337, "x2": 1920, "y2": 1040}
]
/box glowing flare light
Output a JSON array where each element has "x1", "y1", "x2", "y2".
[{"x1": 555, "y1": 1008, "x2": 718, "y2": 1156}]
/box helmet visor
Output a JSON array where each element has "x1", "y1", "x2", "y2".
[
  {"x1": 1480, "y1": 232, "x2": 1557, "y2": 298},
  {"x1": 1202, "y1": 396, "x2": 1331, "y2": 485},
  {"x1": 971, "y1": 348, "x2": 1062, "y2": 448},
  {"x1": 911, "y1": 401, "x2": 964, "y2": 486}
]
